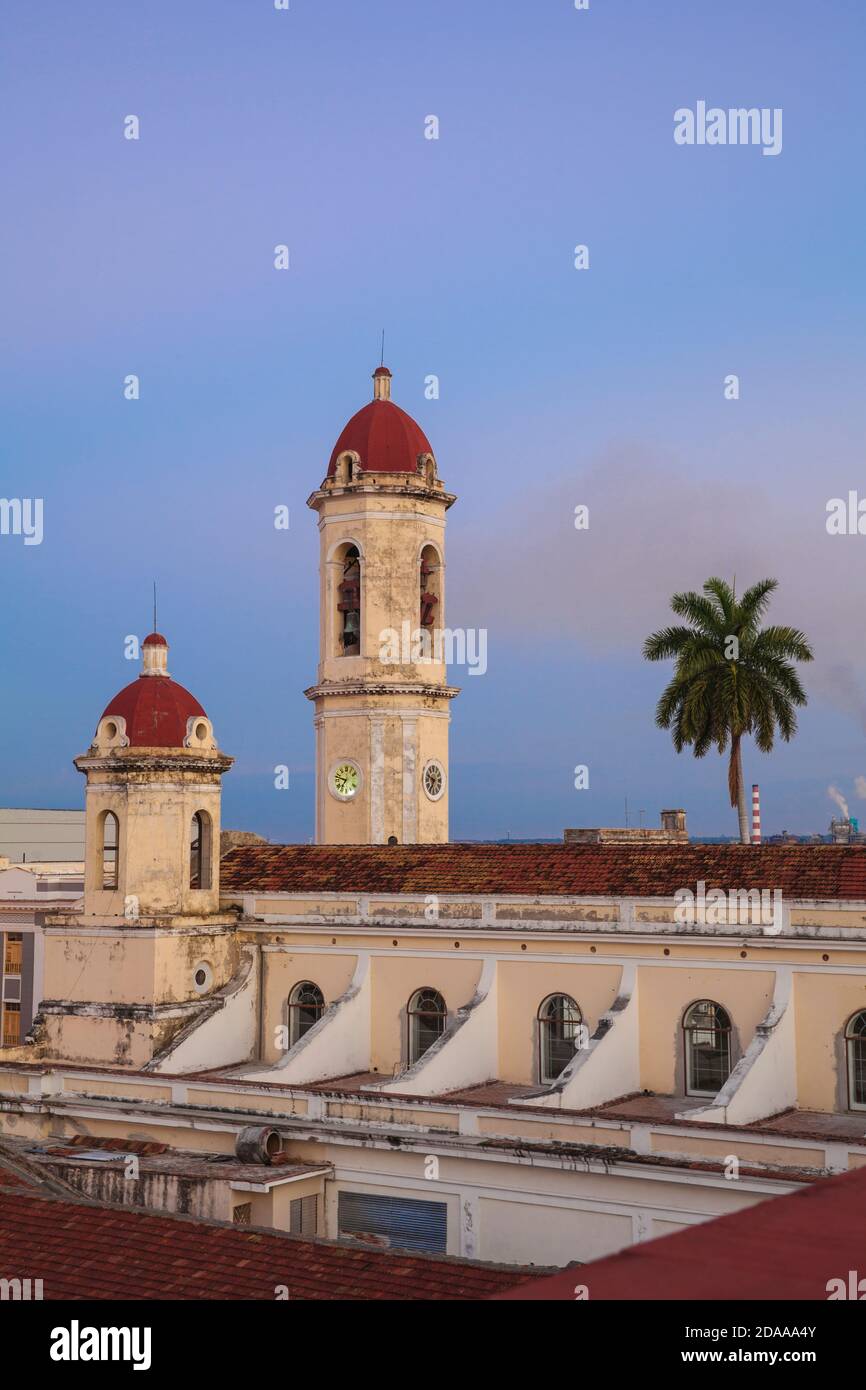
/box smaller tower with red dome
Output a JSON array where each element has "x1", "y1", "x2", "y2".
[
  {"x1": 78, "y1": 631, "x2": 232, "y2": 918},
  {"x1": 38, "y1": 634, "x2": 244, "y2": 1071},
  {"x1": 306, "y1": 365, "x2": 458, "y2": 845}
]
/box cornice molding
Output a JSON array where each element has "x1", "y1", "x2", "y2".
[
  {"x1": 307, "y1": 480, "x2": 456, "y2": 511},
  {"x1": 74, "y1": 751, "x2": 234, "y2": 776},
  {"x1": 304, "y1": 682, "x2": 460, "y2": 702}
]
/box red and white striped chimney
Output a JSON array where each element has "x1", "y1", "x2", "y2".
[{"x1": 751, "y1": 784, "x2": 761, "y2": 845}]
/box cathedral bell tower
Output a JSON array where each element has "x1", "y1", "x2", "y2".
[{"x1": 306, "y1": 366, "x2": 458, "y2": 844}]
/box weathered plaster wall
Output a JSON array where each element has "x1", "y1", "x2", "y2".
[
  {"x1": 369, "y1": 954, "x2": 483, "y2": 1074},
  {"x1": 82, "y1": 767, "x2": 223, "y2": 918},
  {"x1": 54, "y1": 1165, "x2": 230, "y2": 1221},
  {"x1": 378, "y1": 958, "x2": 499, "y2": 1095},
  {"x1": 637, "y1": 965, "x2": 774, "y2": 1094},
  {"x1": 795, "y1": 971, "x2": 866, "y2": 1112},
  {"x1": 260, "y1": 949, "x2": 358, "y2": 1065},
  {"x1": 497, "y1": 959, "x2": 621, "y2": 1085},
  {"x1": 241, "y1": 954, "x2": 372, "y2": 1085}
]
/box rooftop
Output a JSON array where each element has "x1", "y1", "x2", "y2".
[
  {"x1": 19, "y1": 1136, "x2": 332, "y2": 1188},
  {"x1": 221, "y1": 841, "x2": 866, "y2": 900},
  {"x1": 0, "y1": 1146, "x2": 536, "y2": 1301}
]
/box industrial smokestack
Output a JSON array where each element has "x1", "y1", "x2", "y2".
[{"x1": 751, "y1": 785, "x2": 761, "y2": 845}]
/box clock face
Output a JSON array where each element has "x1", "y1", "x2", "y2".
[
  {"x1": 331, "y1": 762, "x2": 360, "y2": 799},
  {"x1": 423, "y1": 760, "x2": 445, "y2": 801}
]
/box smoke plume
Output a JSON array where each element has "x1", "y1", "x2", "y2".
[{"x1": 828, "y1": 785, "x2": 850, "y2": 819}]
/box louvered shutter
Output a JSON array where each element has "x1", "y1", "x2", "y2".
[{"x1": 337, "y1": 1190, "x2": 447, "y2": 1253}]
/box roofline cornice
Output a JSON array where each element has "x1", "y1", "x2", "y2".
[
  {"x1": 74, "y1": 750, "x2": 234, "y2": 775},
  {"x1": 304, "y1": 682, "x2": 460, "y2": 702},
  {"x1": 3, "y1": 1090, "x2": 818, "y2": 1193},
  {"x1": 307, "y1": 481, "x2": 456, "y2": 511}
]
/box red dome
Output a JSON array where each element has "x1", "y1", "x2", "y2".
[
  {"x1": 100, "y1": 676, "x2": 206, "y2": 748},
  {"x1": 328, "y1": 399, "x2": 433, "y2": 476}
]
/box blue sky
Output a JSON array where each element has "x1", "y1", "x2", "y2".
[{"x1": 2, "y1": 0, "x2": 865, "y2": 840}]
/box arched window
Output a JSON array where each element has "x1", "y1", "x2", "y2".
[
  {"x1": 288, "y1": 981, "x2": 325, "y2": 1046},
  {"x1": 538, "y1": 994, "x2": 582, "y2": 1083},
  {"x1": 102, "y1": 811, "x2": 119, "y2": 890},
  {"x1": 845, "y1": 1010, "x2": 866, "y2": 1110},
  {"x1": 407, "y1": 988, "x2": 447, "y2": 1065},
  {"x1": 189, "y1": 811, "x2": 212, "y2": 890},
  {"x1": 683, "y1": 1000, "x2": 732, "y2": 1096},
  {"x1": 419, "y1": 545, "x2": 441, "y2": 633},
  {"x1": 337, "y1": 545, "x2": 361, "y2": 656}
]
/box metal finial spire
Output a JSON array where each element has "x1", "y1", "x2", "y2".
[
  {"x1": 153, "y1": 581, "x2": 157, "y2": 634},
  {"x1": 380, "y1": 329, "x2": 385, "y2": 366}
]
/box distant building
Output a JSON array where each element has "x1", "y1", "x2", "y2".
[
  {"x1": 830, "y1": 816, "x2": 866, "y2": 845},
  {"x1": 0, "y1": 861, "x2": 83, "y2": 1045},
  {"x1": 765, "y1": 830, "x2": 802, "y2": 845},
  {"x1": 0, "y1": 809, "x2": 85, "y2": 864},
  {"x1": 564, "y1": 808, "x2": 688, "y2": 845}
]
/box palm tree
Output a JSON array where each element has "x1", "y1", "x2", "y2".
[{"x1": 643, "y1": 578, "x2": 813, "y2": 843}]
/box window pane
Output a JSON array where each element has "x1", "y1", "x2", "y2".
[
  {"x1": 102, "y1": 814, "x2": 118, "y2": 890},
  {"x1": 294, "y1": 1001, "x2": 322, "y2": 1039},
  {"x1": 2, "y1": 1003, "x2": 21, "y2": 1047},
  {"x1": 408, "y1": 990, "x2": 446, "y2": 1063},
  {"x1": 685, "y1": 1004, "x2": 731, "y2": 1095},
  {"x1": 851, "y1": 1037, "x2": 866, "y2": 1107},
  {"x1": 545, "y1": 1027, "x2": 577, "y2": 1080},
  {"x1": 289, "y1": 983, "x2": 324, "y2": 1044},
  {"x1": 689, "y1": 1035, "x2": 730, "y2": 1093},
  {"x1": 540, "y1": 996, "x2": 581, "y2": 1082},
  {"x1": 190, "y1": 814, "x2": 202, "y2": 888},
  {"x1": 3, "y1": 936, "x2": 22, "y2": 975}
]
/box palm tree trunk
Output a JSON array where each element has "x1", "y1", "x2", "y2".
[{"x1": 728, "y1": 737, "x2": 751, "y2": 844}]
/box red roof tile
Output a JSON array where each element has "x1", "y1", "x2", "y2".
[
  {"x1": 0, "y1": 1177, "x2": 531, "y2": 1301},
  {"x1": 220, "y1": 842, "x2": 866, "y2": 902}
]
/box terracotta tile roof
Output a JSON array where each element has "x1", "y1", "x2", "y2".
[
  {"x1": 0, "y1": 1160, "x2": 531, "y2": 1301},
  {"x1": 440, "y1": 1081, "x2": 541, "y2": 1105},
  {"x1": 744, "y1": 1107, "x2": 866, "y2": 1144},
  {"x1": 494, "y1": 1164, "x2": 866, "y2": 1300},
  {"x1": 221, "y1": 842, "x2": 866, "y2": 901},
  {"x1": 307, "y1": 1071, "x2": 383, "y2": 1091},
  {"x1": 0, "y1": 1166, "x2": 34, "y2": 1190},
  {"x1": 593, "y1": 1094, "x2": 711, "y2": 1123}
]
